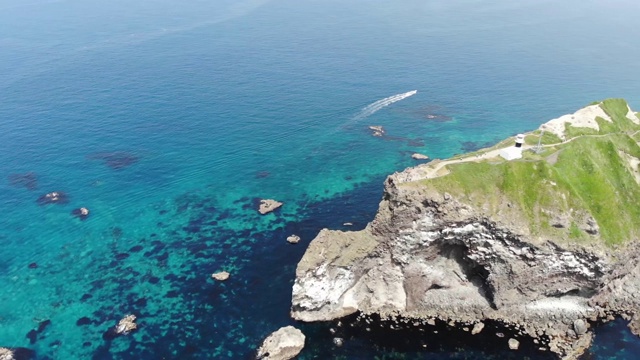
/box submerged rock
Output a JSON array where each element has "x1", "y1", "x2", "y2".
[
  {"x1": 259, "y1": 199, "x2": 283, "y2": 215},
  {"x1": 286, "y1": 235, "x2": 300, "y2": 244},
  {"x1": 256, "y1": 326, "x2": 305, "y2": 360},
  {"x1": 36, "y1": 191, "x2": 68, "y2": 205},
  {"x1": 71, "y1": 207, "x2": 90, "y2": 220},
  {"x1": 211, "y1": 271, "x2": 230, "y2": 281},
  {"x1": 87, "y1": 151, "x2": 139, "y2": 170},
  {"x1": 8, "y1": 172, "x2": 38, "y2": 191}
]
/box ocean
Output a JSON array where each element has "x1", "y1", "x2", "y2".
[{"x1": 1, "y1": 0, "x2": 640, "y2": 358}]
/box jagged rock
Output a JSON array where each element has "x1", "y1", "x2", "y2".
[
  {"x1": 368, "y1": 126, "x2": 385, "y2": 137},
  {"x1": 411, "y1": 153, "x2": 429, "y2": 160},
  {"x1": 332, "y1": 337, "x2": 344, "y2": 347},
  {"x1": 508, "y1": 338, "x2": 520, "y2": 350},
  {"x1": 259, "y1": 199, "x2": 283, "y2": 215},
  {"x1": 471, "y1": 322, "x2": 485, "y2": 335},
  {"x1": 581, "y1": 217, "x2": 599, "y2": 235},
  {"x1": 115, "y1": 315, "x2": 137, "y2": 335},
  {"x1": 0, "y1": 348, "x2": 14, "y2": 360},
  {"x1": 287, "y1": 235, "x2": 300, "y2": 244},
  {"x1": 212, "y1": 271, "x2": 230, "y2": 281},
  {"x1": 256, "y1": 326, "x2": 305, "y2": 360}
]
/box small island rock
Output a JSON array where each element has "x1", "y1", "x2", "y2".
[
  {"x1": 508, "y1": 338, "x2": 520, "y2": 350},
  {"x1": 256, "y1": 326, "x2": 305, "y2": 360},
  {"x1": 368, "y1": 126, "x2": 385, "y2": 137},
  {"x1": 115, "y1": 314, "x2": 137, "y2": 335},
  {"x1": 71, "y1": 207, "x2": 90, "y2": 220},
  {"x1": 411, "y1": 153, "x2": 429, "y2": 160},
  {"x1": 211, "y1": 271, "x2": 230, "y2": 281},
  {"x1": 286, "y1": 235, "x2": 300, "y2": 244},
  {"x1": 259, "y1": 199, "x2": 283, "y2": 215}
]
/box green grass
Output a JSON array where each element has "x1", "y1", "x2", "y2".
[
  {"x1": 524, "y1": 130, "x2": 562, "y2": 146},
  {"x1": 412, "y1": 132, "x2": 640, "y2": 246}
]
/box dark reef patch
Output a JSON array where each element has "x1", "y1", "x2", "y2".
[
  {"x1": 255, "y1": 171, "x2": 270, "y2": 179},
  {"x1": 76, "y1": 317, "x2": 93, "y2": 326},
  {"x1": 115, "y1": 253, "x2": 130, "y2": 261},
  {"x1": 8, "y1": 172, "x2": 38, "y2": 190},
  {"x1": 461, "y1": 140, "x2": 499, "y2": 153},
  {"x1": 87, "y1": 151, "x2": 139, "y2": 170},
  {"x1": 129, "y1": 245, "x2": 143, "y2": 253}
]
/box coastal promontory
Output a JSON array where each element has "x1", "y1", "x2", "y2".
[{"x1": 291, "y1": 99, "x2": 640, "y2": 359}]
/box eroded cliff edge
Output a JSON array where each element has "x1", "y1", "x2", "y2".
[{"x1": 291, "y1": 99, "x2": 640, "y2": 359}]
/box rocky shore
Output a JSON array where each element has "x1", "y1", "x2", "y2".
[{"x1": 290, "y1": 100, "x2": 640, "y2": 359}]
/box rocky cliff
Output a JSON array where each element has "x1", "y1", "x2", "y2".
[{"x1": 291, "y1": 99, "x2": 640, "y2": 359}]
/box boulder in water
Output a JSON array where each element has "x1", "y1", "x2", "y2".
[
  {"x1": 256, "y1": 326, "x2": 305, "y2": 360},
  {"x1": 411, "y1": 153, "x2": 429, "y2": 160},
  {"x1": 115, "y1": 314, "x2": 137, "y2": 335},
  {"x1": 258, "y1": 199, "x2": 282, "y2": 215},
  {"x1": 36, "y1": 191, "x2": 68, "y2": 205},
  {"x1": 211, "y1": 271, "x2": 230, "y2": 281},
  {"x1": 368, "y1": 125, "x2": 385, "y2": 137},
  {"x1": 286, "y1": 235, "x2": 300, "y2": 244}
]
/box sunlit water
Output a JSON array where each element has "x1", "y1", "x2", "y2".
[{"x1": 1, "y1": 0, "x2": 640, "y2": 358}]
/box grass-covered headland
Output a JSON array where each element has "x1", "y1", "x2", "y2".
[{"x1": 412, "y1": 99, "x2": 640, "y2": 246}]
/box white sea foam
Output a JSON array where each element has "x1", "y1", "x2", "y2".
[{"x1": 353, "y1": 90, "x2": 417, "y2": 120}]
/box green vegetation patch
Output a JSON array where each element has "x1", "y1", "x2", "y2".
[{"x1": 414, "y1": 133, "x2": 640, "y2": 246}]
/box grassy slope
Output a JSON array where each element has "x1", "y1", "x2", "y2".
[{"x1": 411, "y1": 99, "x2": 640, "y2": 246}]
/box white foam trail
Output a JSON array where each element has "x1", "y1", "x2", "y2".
[{"x1": 354, "y1": 90, "x2": 417, "y2": 120}]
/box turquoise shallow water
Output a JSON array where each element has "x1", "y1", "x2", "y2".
[{"x1": 1, "y1": 0, "x2": 640, "y2": 358}]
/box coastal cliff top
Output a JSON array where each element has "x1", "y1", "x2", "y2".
[{"x1": 396, "y1": 98, "x2": 640, "y2": 247}]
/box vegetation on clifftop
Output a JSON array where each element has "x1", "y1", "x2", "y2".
[{"x1": 412, "y1": 99, "x2": 640, "y2": 246}]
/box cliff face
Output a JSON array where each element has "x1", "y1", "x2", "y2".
[{"x1": 291, "y1": 100, "x2": 640, "y2": 359}]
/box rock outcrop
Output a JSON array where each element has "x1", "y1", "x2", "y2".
[
  {"x1": 259, "y1": 199, "x2": 283, "y2": 215},
  {"x1": 256, "y1": 326, "x2": 305, "y2": 360},
  {"x1": 115, "y1": 314, "x2": 137, "y2": 335},
  {"x1": 287, "y1": 235, "x2": 301, "y2": 244},
  {"x1": 291, "y1": 100, "x2": 640, "y2": 359},
  {"x1": 211, "y1": 271, "x2": 230, "y2": 281}
]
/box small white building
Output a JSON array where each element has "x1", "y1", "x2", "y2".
[{"x1": 499, "y1": 147, "x2": 523, "y2": 160}]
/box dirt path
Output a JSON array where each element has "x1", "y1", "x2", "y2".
[{"x1": 413, "y1": 130, "x2": 640, "y2": 181}]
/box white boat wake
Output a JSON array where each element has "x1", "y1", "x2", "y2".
[{"x1": 353, "y1": 90, "x2": 417, "y2": 120}]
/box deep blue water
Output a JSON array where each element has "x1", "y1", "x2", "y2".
[{"x1": 1, "y1": 0, "x2": 640, "y2": 358}]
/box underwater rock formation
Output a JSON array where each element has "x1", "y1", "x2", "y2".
[
  {"x1": 36, "y1": 191, "x2": 69, "y2": 205},
  {"x1": 8, "y1": 172, "x2": 38, "y2": 191},
  {"x1": 71, "y1": 207, "x2": 90, "y2": 220},
  {"x1": 87, "y1": 151, "x2": 139, "y2": 170}
]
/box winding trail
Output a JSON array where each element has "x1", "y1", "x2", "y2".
[{"x1": 399, "y1": 130, "x2": 640, "y2": 183}]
